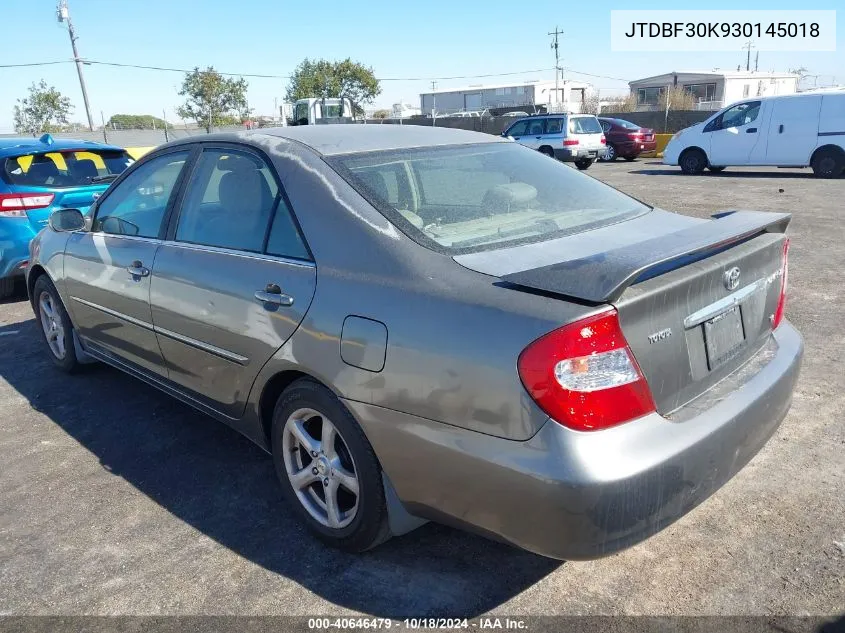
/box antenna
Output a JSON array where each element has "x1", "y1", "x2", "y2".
[{"x1": 57, "y1": 0, "x2": 68, "y2": 22}]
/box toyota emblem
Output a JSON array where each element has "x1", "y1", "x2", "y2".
[{"x1": 724, "y1": 267, "x2": 741, "y2": 291}]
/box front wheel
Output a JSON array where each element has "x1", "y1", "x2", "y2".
[
  {"x1": 574, "y1": 158, "x2": 594, "y2": 170},
  {"x1": 33, "y1": 275, "x2": 80, "y2": 373},
  {"x1": 679, "y1": 148, "x2": 707, "y2": 175},
  {"x1": 271, "y1": 379, "x2": 390, "y2": 553}
]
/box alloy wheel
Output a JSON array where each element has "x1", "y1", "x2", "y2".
[
  {"x1": 282, "y1": 407, "x2": 360, "y2": 529},
  {"x1": 38, "y1": 291, "x2": 66, "y2": 360}
]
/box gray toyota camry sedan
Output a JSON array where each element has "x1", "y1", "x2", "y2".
[{"x1": 26, "y1": 126, "x2": 802, "y2": 560}]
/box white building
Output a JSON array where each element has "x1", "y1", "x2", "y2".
[
  {"x1": 419, "y1": 79, "x2": 595, "y2": 115},
  {"x1": 628, "y1": 70, "x2": 799, "y2": 111},
  {"x1": 391, "y1": 102, "x2": 421, "y2": 119}
]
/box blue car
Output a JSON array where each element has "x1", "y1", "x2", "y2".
[{"x1": 0, "y1": 134, "x2": 133, "y2": 298}]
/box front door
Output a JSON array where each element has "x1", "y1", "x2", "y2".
[
  {"x1": 63, "y1": 150, "x2": 191, "y2": 376},
  {"x1": 765, "y1": 95, "x2": 823, "y2": 165},
  {"x1": 707, "y1": 100, "x2": 763, "y2": 166},
  {"x1": 149, "y1": 147, "x2": 316, "y2": 419}
]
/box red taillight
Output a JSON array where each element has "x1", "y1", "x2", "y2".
[
  {"x1": 627, "y1": 132, "x2": 644, "y2": 140},
  {"x1": 772, "y1": 238, "x2": 790, "y2": 329},
  {"x1": 0, "y1": 193, "x2": 54, "y2": 217},
  {"x1": 518, "y1": 309, "x2": 656, "y2": 432},
  {"x1": 563, "y1": 139, "x2": 579, "y2": 146},
  {"x1": 600, "y1": 135, "x2": 606, "y2": 145}
]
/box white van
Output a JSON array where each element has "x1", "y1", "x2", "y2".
[{"x1": 663, "y1": 91, "x2": 845, "y2": 178}]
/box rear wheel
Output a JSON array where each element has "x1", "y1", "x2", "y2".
[
  {"x1": 811, "y1": 148, "x2": 845, "y2": 179},
  {"x1": 708, "y1": 166, "x2": 726, "y2": 173},
  {"x1": 33, "y1": 275, "x2": 79, "y2": 373},
  {"x1": 679, "y1": 148, "x2": 707, "y2": 175},
  {"x1": 271, "y1": 379, "x2": 389, "y2": 552},
  {"x1": 538, "y1": 146, "x2": 554, "y2": 158},
  {"x1": 0, "y1": 277, "x2": 15, "y2": 300},
  {"x1": 574, "y1": 158, "x2": 594, "y2": 170}
]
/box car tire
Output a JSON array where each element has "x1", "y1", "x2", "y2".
[
  {"x1": 0, "y1": 277, "x2": 15, "y2": 300},
  {"x1": 600, "y1": 145, "x2": 617, "y2": 162},
  {"x1": 679, "y1": 148, "x2": 707, "y2": 175},
  {"x1": 811, "y1": 148, "x2": 845, "y2": 179},
  {"x1": 539, "y1": 146, "x2": 554, "y2": 158},
  {"x1": 32, "y1": 275, "x2": 80, "y2": 373},
  {"x1": 574, "y1": 158, "x2": 594, "y2": 170},
  {"x1": 708, "y1": 166, "x2": 726, "y2": 173},
  {"x1": 271, "y1": 378, "x2": 390, "y2": 553}
]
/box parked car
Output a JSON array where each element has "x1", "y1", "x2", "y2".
[
  {"x1": 27, "y1": 126, "x2": 802, "y2": 560},
  {"x1": 501, "y1": 111, "x2": 530, "y2": 118},
  {"x1": 664, "y1": 92, "x2": 845, "y2": 177},
  {"x1": 598, "y1": 117, "x2": 657, "y2": 162},
  {"x1": 502, "y1": 114, "x2": 606, "y2": 169},
  {"x1": 0, "y1": 135, "x2": 133, "y2": 298}
]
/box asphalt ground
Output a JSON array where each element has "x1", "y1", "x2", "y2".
[{"x1": 0, "y1": 160, "x2": 842, "y2": 621}]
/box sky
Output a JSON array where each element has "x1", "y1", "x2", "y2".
[{"x1": 0, "y1": 0, "x2": 842, "y2": 132}]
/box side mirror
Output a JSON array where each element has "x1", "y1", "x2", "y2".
[{"x1": 48, "y1": 208, "x2": 86, "y2": 232}]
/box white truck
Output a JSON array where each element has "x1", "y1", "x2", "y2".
[
  {"x1": 664, "y1": 91, "x2": 845, "y2": 178},
  {"x1": 292, "y1": 98, "x2": 355, "y2": 125}
]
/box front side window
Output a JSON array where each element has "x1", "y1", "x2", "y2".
[
  {"x1": 294, "y1": 102, "x2": 309, "y2": 124},
  {"x1": 332, "y1": 143, "x2": 650, "y2": 253},
  {"x1": 92, "y1": 151, "x2": 189, "y2": 238},
  {"x1": 2, "y1": 150, "x2": 133, "y2": 188},
  {"x1": 505, "y1": 120, "x2": 530, "y2": 136},
  {"x1": 175, "y1": 150, "x2": 279, "y2": 253},
  {"x1": 719, "y1": 101, "x2": 761, "y2": 129}
]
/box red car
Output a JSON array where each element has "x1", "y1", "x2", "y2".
[{"x1": 598, "y1": 117, "x2": 657, "y2": 161}]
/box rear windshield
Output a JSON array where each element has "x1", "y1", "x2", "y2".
[
  {"x1": 568, "y1": 117, "x2": 602, "y2": 134},
  {"x1": 2, "y1": 150, "x2": 134, "y2": 188},
  {"x1": 330, "y1": 143, "x2": 649, "y2": 253},
  {"x1": 612, "y1": 118, "x2": 641, "y2": 130}
]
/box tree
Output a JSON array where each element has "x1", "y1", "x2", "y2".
[
  {"x1": 372, "y1": 109, "x2": 391, "y2": 119},
  {"x1": 107, "y1": 114, "x2": 168, "y2": 130},
  {"x1": 177, "y1": 67, "x2": 250, "y2": 133},
  {"x1": 285, "y1": 58, "x2": 381, "y2": 116},
  {"x1": 13, "y1": 80, "x2": 73, "y2": 135},
  {"x1": 663, "y1": 86, "x2": 696, "y2": 111},
  {"x1": 602, "y1": 94, "x2": 637, "y2": 113}
]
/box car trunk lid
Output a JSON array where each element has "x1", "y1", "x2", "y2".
[
  {"x1": 21, "y1": 185, "x2": 110, "y2": 232},
  {"x1": 456, "y1": 209, "x2": 790, "y2": 415}
]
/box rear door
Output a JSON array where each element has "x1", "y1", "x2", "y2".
[
  {"x1": 149, "y1": 146, "x2": 316, "y2": 419},
  {"x1": 63, "y1": 149, "x2": 192, "y2": 376},
  {"x1": 765, "y1": 95, "x2": 824, "y2": 165},
  {"x1": 522, "y1": 118, "x2": 547, "y2": 150}
]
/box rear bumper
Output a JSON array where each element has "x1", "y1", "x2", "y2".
[
  {"x1": 613, "y1": 140, "x2": 658, "y2": 156},
  {"x1": 0, "y1": 219, "x2": 36, "y2": 279},
  {"x1": 350, "y1": 322, "x2": 803, "y2": 560},
  {"x1": 554, "y1": 147, "x2": 603, "y2": 162}
]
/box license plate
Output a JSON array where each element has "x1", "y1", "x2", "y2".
[{"x1": 704, "y1": 306, "x2": 746, "y2": 370}]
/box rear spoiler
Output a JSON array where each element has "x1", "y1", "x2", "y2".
[{"x1": 500, "y1": 210, "x2": 791, "y2": 304}]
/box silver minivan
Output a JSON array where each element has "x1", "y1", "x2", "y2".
[{"x1": 502, "y1": 114, "x2": 606, "y2": 170}]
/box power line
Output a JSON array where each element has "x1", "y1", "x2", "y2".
[{"x1": 0, "y1": 59, "x2": 631, "y2": 83}]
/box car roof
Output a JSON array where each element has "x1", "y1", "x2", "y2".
[
  {"x1": 173, "y1": 125, "x2": 510, "y2": 157},
  {"x1": 0, "y1": 136, "x2": 124, "y2": 158}
]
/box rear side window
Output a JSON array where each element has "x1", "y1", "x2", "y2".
[
  {"x1": 332, "y1": 143, "x2": 650, "y2": 253},
  {"x1": 545, "y1": 118, "x2": 563, "y2": 134},
  {"x1": 175, "y1": 150, "x2": 279, "y2": 253},
  {"x1": 2, "y1": 150, "x2": 133, "y2": 188},
  {"x1": 568, "y1": 117, "x2": 602, "y2": 134}
]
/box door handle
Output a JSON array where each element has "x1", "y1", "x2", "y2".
[
  {"x1": 254, "y1": 283, "x2": 294, "y2": 308},
  {"x1": 126, "y1": 260, "x2": 150, "y2": 278},
  {"x1": 746, "y1": 127, "x2": 757, "y2": 133},
  {"x1": 778, "y1": 124, "x2": 784, "y2": 133}
]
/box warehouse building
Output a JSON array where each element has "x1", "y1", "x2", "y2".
[{"x1": 419, "y1": 79, "x2": 594, "y2": 115}]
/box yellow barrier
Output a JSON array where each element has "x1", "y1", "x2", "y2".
[
  {"x1": 125, "y1": 147, "x2": 155, "y2": 160},
  {"x1": 640, "y1": 133, "x2": 673, "y2": 158}
]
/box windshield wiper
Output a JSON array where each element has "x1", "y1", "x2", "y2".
[{"x1": 91, "y1": 174, "x2": 120, "y2": 183}]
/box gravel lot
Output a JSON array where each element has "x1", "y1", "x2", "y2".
[{"x1": 0, "y1": 160, "x2": 843, "y2": 619}]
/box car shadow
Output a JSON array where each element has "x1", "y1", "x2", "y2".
[
  {"x1": 628, "y1": 168, "x2": 829, "y2": 179},
  {"x1": 0, "y1": 318, "x2": 561, "y2": 618}
]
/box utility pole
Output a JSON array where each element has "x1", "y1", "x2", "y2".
[
  {"x1": 742, "y1": 40, "x2": 755, "y2": 72},
  {"x1": 548, "y1": 27, "x2": 564, "y2": 107},
  {"x1": 754, "y1": 51, "x2": 759, "y2": 72},
  {"x1": 431, "y1": 80, "x2": 437, "y2": 127},
  {"x1": 57, "y1": 0, "x2": 94, "y2": 131}
]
